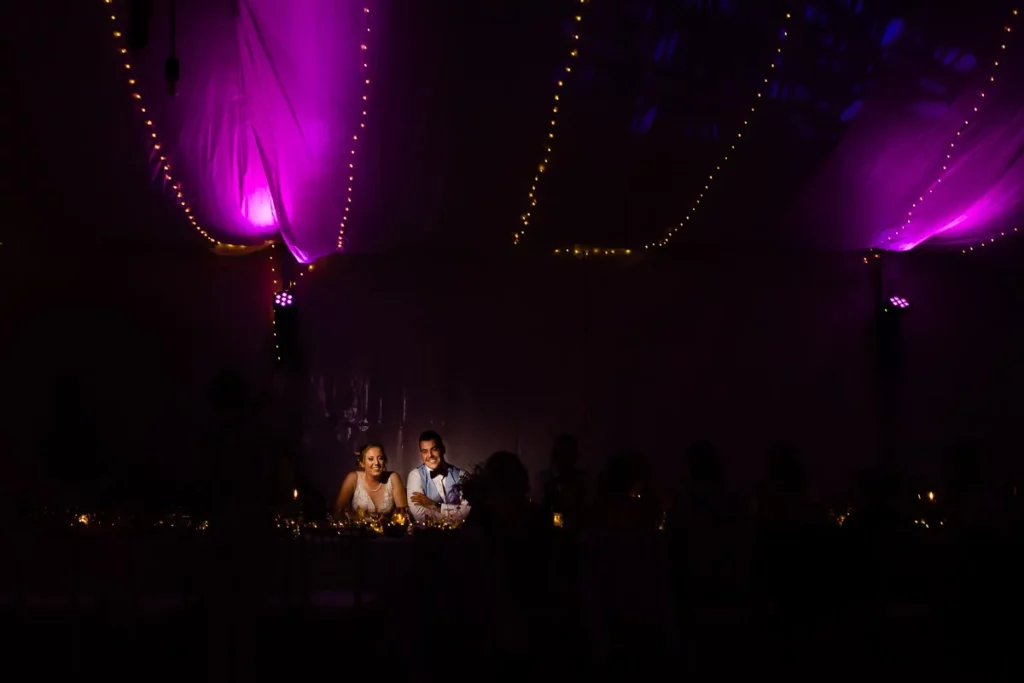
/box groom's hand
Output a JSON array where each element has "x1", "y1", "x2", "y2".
[{"x1": 410, "y1": 493, "x2": 438, "y2": 510}]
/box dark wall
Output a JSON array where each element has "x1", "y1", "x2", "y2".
[
  {"x1": 299, "y1": 247, "x2": 1024, "y2": 501},
  {"x1": 0, "y1": 245, "x2": 276, "y2": 499},
  {"x1": 4, "y1": 241, "x2": 1022, "y2": 506}
]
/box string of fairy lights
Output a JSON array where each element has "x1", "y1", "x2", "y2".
[
  {"x1": 337, "y1": 6, "x2": 373, "y2": 252},
  {"x1": 43, "y1": 489, "x2": 950, "y2": 534},
  {"x1": 270, "y1": 242, "x2": 286, "y2": 364},
  {"x1": 554, "y1": 245, "x2": 632, "y2": 257},
  {"x1": 642, "y1": 10, "x2": 793, "y2": 252},
  {"x1": 101, "y1": 0, "x2": 240, "y2": 249},
  {"x1": 543, "y1": 7, "x2": 794, "y2": 256},
  {"x1": 56, "y1": 509, "x2": 460, "y2": 536},
  {"x1": 514, "y1": 0, "x2": 587, "y2": 247}
]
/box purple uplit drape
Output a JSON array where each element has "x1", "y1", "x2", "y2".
[
  {"x1": 129, "y1": 0, "x2": 365, "y2": 261},
  {"x1": 789, "y1": 16, "x2": 1024, "y2": 252}
]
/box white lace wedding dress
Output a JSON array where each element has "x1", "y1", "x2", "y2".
[{"x1": 351, "y1": 472, "x2": 395, "y2": 513}]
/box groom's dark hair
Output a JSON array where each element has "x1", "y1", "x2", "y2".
[{"x1": 418, "y1": 430, "x2": 445, "y2": 453}]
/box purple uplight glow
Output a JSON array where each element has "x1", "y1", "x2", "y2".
[
  {"x1": 789, "y1": 8, "x2": 1024, "y2": 253},
  {"x1": 886, "y1": 9, "x2": 1022, "y2": 253},
  {"x1": 108, "y1": 0, "x2": 370, "y2": 262},
  {"x1": 243, "y1": 188, "x2": 278, "y2": 228},
  {"x1": 274, "y1": 290, "x2": 294, "y2": 308},
  {"x1": 889, "y1": 296, "x2": 910, "y2": 309}
]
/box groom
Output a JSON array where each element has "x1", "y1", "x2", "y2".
[{"x1": 407, "y1": 430, "x2": 470, "y2": 523}]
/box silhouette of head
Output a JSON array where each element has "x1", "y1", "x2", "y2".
[
  {"x1": 418, "y1": 430, "x2": 446, "y2": 471},
  {"x1": 550, "y1": 434, "x2": 580, "y2": 473},
  {"x1": 208, "y1": 371, "x2": 248, "y2": 416},
  {"x1": 855, "y1": 467, "x2": 903, "y2": 509},
  {"x1": 943, "y1": 440, "x2": 987, "y2": 496},
  {"x1": 486, "y1": 451, "x2": 530, "y2": 498},
  {"x1": 53, "y1": 374, "x2": 84, "y2": 418},
  {"x1": 462, "y1": 451, "x2": 530, "y2": 506},
  {"x1": 686, "y1": 440, "x2": 722, "y2": 485},
  {"x1": 600, "y1": 452, "x2": 645, "y2": 497},
  {"x1": 356, "y1": 443, "x2": 388, "y2": 480},
  {"x1": 766, "y1": 442, "x2": 805, "y2": 494}
]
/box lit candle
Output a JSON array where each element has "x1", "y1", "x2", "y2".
[{"x1": 553, "y1": 512, "x2": 563, "y2": 528}]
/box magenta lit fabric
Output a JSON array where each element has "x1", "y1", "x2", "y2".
[
  {"x1": 126, "y1": 0, "x2": 366, "y2": 262},
  {"x1": 788, "y1": 14, "x2": 1024, "y2": 252}
]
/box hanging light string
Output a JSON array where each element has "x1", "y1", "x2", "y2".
[
  {"x1": 644, "y1": 9, "x2": 793, "y2": 251},
  {"x1": 270, "y1": 243, "x2": 281, "y2": 292},
  {"x1": 963, "y1": 9, "x2": 1018, "y2": 253},
  {"x1": 337, "y1": 6, "x2": 373, "y2": 251},
  {"x1": 887, "y1": 8, "x2": 1019, "y2": 253},
  {"x1": 270, "y1": 243, "x2": 282, "y2": 361},
  {"x1": 101, "y1": 0, "x2": 244, "y2": 248},
  {"x1": 548, "y1": 8, "x2": 793, "y2": 256},
  {"x1": 554, "y1": 245, "x2": 632, "y2": 257},
  {"x1": 514, "y1": 0, "x2": 588, "y2": 247}
]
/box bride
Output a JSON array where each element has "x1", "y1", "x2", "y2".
[{"x1": 334, "y1": 443, "x2": 408, "y2": 515}]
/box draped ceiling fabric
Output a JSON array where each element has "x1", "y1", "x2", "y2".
[
  {"x1": 788, "y1": 9, "x2": 1024, "y2": 252},
  {"x1": 126, "y1": 0, "x2": 365, "y2": 262}
]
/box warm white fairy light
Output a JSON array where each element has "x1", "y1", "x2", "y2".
[
  {"x1": 337, "y1": 6, "x2": 373, "y2": 251},
  {"x1": 546, "y1": 9, "x2": 793, "y2": 256},
  {"x1": 553, "y1": 245, "x2": 632, "y2": 257},
  {"x1": 961, "y1": 9, "x2": 1019, "y2": 254},
  {"x1": 101, "y1": 0, "x2": 240, "y2": 248},
  {"x1": 886, "y1": 8, "x2": 1019, "y2": 253},
  {"x1": 514, "y1": 0, "x2": 587, "y2": 246},
  {"x1": 644, "y1": 10, "x2": 793, "y2": 250},
  {"x1": 271, "y1": 242, "x2": 281, "y2": 362}
]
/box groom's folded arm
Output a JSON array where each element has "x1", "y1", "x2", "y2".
[{"x1": 406, "y1": 468, "x2": 437, "y2": 522}]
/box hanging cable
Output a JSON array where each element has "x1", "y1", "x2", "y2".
[{"x1": 164, "y1": 0, "x2": 180, "y2": 95}]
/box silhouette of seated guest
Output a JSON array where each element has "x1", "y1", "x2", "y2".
[
  {"x1": 459, "y1": 452, "x2": 556, "y2": 668},
  {"x1": 940, "y1": 440, "x2": 996, "y2": 532},
  {"x1": 583, "y1": 453, "x2": 671, "y2": 671},
  {"x1": 938, "y1": 441, "x2": 1012, "y2": 673},
  {"x1": 846, "y1": 467, "x2": 908, "y2": 533},
  {"x1": 672, "y1": 440, "x2": 734, "y2": 526},
  {"x1": 750, "y1": 443, "x2": 826, "y2": 625},
  {"x1": 462, "y1": 451, "x2": 547, "y2": 536},
  {"x1": 536, "y1": 434, "x2": 589, "y2": 530},
  {"x1": 592, "y1": 452, "x2": 662, "y2": 530},
  {"x1": 841, "y1": 467, "x2": 914, "y2": 604},
  {"x1": 667, "y1": 441, "x2": 739, "y2": 603},
  {"x1": 751, "y1": 442, "x2": 824, "y2": 530}
]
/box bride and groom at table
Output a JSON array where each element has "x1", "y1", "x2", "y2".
[{"x1": 333, "y1": 430, "x2": 471, "y2": 523}]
